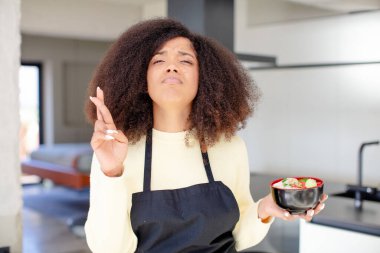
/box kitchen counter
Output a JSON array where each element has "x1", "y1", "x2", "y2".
[
  {"x1": 310, "y1": 190, "x2": 380, "y2": 236},
  {"x1": 250, "y1": 173, "x2": 380, "y2": 237}
]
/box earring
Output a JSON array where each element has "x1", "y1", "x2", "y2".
[{"x1": 185, "y1": 128, "x2": 196, "y2": 147}]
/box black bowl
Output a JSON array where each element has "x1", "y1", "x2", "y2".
[{"x1": 271, "y1": 177, "x2": 324, "y2": 214}]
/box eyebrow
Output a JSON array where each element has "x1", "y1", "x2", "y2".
[{"x1": 155, "y1": 50, "x2": 196, "y2": 59}]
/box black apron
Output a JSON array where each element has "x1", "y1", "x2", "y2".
[{"x1": 130, "y1": 129, "x2": 240, "y2": 253}]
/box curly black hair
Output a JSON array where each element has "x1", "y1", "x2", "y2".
[{"x1": 85, "y1": 18, "x2": 260, "y2": 146}]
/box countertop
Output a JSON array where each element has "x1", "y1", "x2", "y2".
[{"x1": 250, "y1": 173, "x2": 380, "y2": 237}]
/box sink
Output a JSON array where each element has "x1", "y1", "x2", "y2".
[{"x1": 333, "y1": 190, "x2": 380, "y2": 203}]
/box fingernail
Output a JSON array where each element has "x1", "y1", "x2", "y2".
[
  {"x1": 326, "y1": 195, "x2": 329, "y2": 200},
  {"x1": 97, "y1": 86, "x2": 101, "y2": 91},
  {"x1": 320, "y1": 204, "x2": 325, "y2": 210},
  {"x1": 284, "y1": 212, "x2": 289, "y2": 217},
  {"x1": 308, "y1": 210, "x2": 315, "y2": 216},
  {"x1": 105, "y1": 129, "x2": 118, "y2": 134},
  {"x1": 104, "y1": 135, "x2": 115, "y2": 140},
  {"x1": 89, "y1": 96, "x2": 93, "y2": 100}
]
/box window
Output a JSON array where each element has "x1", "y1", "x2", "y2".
[{"x1": 19, "y1": 63, "x2": 42, "y2": 160}]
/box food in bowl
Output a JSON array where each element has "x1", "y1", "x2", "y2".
[
  {"x1": 271, "y1": 177, "x2": 324, "y2": 214},
  {"x1": 272, "y1": 177, "x2": 319, "y2": 189}
]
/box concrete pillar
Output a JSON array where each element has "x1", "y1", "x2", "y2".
[
  {"x1": 168, "y1": 0, "x2": 234, "y2": 51},
  {"x1": 0, "y1": 0, "x2": 22, "y2": 252}
]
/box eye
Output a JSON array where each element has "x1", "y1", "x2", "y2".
[
  {"x1": 152, "y1": 59, "x2": 164, "y2": 64},
  {"x1": 181, "y1": 60, "x2": 193, "y2": 65}
]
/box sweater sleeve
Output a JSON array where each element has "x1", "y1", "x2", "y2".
[
  {"x1": 232, "y1": 138, "x2": 274, "y2": 251},
  {"x1": 85, "y1": 154, "x2": 138, "y2": 253}
]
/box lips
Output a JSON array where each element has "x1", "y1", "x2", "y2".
[{"x1": 162, "y1": 77, "x2": 182, "y2": 84}]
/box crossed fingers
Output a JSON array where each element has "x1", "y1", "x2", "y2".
[
  {"x1": 89, "y1": 87, "x2": 127, "y2": 144},
  {"x1": 90, "y1": 87, "x2": 115, "y2": 126}
]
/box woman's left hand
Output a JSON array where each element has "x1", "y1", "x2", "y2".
[{"x1": 258, "y1": 193, "x2": 328, "y2": 222}]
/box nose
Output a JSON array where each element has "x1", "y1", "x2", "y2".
[{"x1": 166, "y1": 64, "x2": 178, "y2": 73}]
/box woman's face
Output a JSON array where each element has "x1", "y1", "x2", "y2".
[{"x1": 147, "y1": 37, "x2": 199, "y2": 111}]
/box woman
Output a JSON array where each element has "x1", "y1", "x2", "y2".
[{"x1": 85, "y1": 18, "x2": 327, "y2": 253}]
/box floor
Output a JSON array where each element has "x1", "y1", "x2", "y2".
[{"x1": 23, "y1": 184, "x2": 91, "y2": 253}]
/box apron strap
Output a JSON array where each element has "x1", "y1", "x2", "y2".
[
  {"x1": 143, "y1": 129, "x2": 215, "y2": 192},
  {"x1": 143, "y1": 129, "x2": 153, "y2": 192},
  {"x1": 201, "y1": 151, "x2": 215, "y2": 182}
]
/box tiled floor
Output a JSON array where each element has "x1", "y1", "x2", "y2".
[{"x1": 23, "y1": 184, "x2": 91, "y2": 253}]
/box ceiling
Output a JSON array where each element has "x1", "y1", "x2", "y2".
[
  {"x1": 96, "y1": 0, "x2": 380, "y2": 11},
  {"x1": 247, "y1": 0, "x2": 380, "y2": 25},
  {"x1": 20, "y1": 0, "x2": 166, "y2": 41},
  {"x1": 287, "y1": 0, "x2": 380, "y2": 12},
  {"x1": 94, "y1": 0, "x2": 160, "y2": 4},
  {"x1": 20, "y1": 0, "x2": 380, "y2": 40}
]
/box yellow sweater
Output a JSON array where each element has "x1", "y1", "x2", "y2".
[{"x1": 85, "y1": 129, "x2": 272, "y2": 253}]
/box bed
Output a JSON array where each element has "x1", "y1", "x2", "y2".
[{"x1": 21, "y1": 143, "x2": 93, "y2": 189}]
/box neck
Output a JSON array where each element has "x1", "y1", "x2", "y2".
[{"x1": 153, "y1": 105, "x2": 191, "y2": 132}]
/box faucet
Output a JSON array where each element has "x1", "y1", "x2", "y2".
[{"x1": 353, "y1": 140, "x2": 379, "y2": 210}]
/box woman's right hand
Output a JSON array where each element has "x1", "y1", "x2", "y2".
[{"x1": 89, "y1": 87, "x2": 128, "y2": 177}]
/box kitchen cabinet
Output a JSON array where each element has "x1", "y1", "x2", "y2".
[
  {"x1": 299, "y1": 191, "x2": 380, "y2": 253},
  {"x1": 300, "y1": 220, "x2": 380, "y2": 253}
]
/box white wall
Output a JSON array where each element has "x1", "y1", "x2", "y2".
[
  {"x1": 0, "y1": 0, "x2": 22, "y2": 251},
  {"x1": 235, "y1": 1, "x2": 380, "y2": 186},
  {"x1": 142, "y1": 0, "x2": 167, "y2": 20},
  {"x1": 21, "y1": 35, "x2": 111, "y2": 144},
  {"x1": 235, "y1": 0, "x2": 380, "y2": 64},
  {"x1": 240, "y1": 64, "x2": 380, "y2": 186}
]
